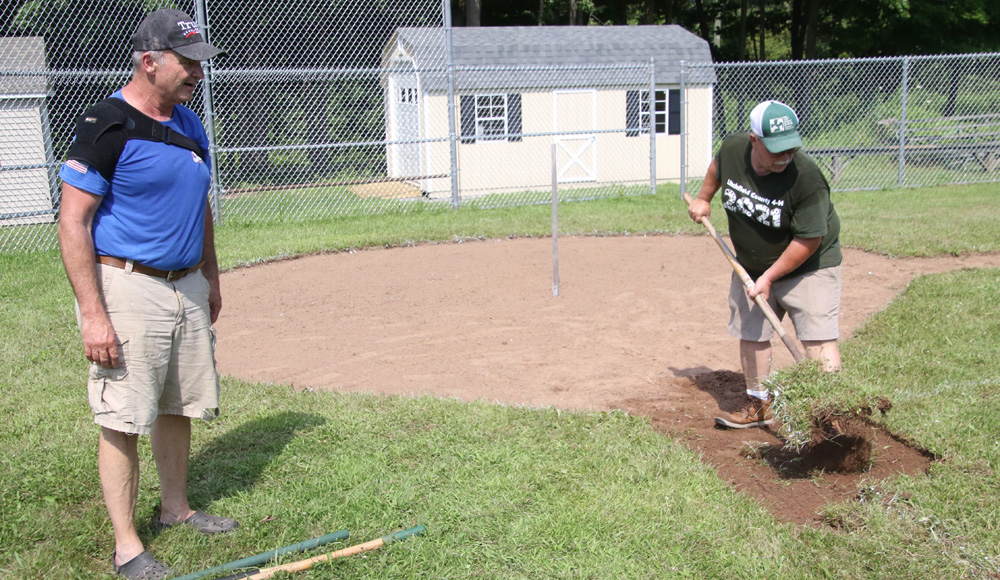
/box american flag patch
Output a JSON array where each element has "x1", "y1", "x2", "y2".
[{"x1": 66, "y1": 159, "x2": 89, "y2": 174}]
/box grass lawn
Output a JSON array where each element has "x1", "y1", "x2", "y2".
[{"x1": 1, "y1": 183, "x2": 998, "y2": 579}]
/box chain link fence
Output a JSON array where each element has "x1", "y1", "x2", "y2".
[
  {"x1": 209, "y1": 22, "x2": 668, "y2": 224},
  {"x1": 2, "y1": 0, "x2": 998, "y2": 254},
  {"x1": 682, "y1": 53, "x2": 1000, "y2": 196},
  {"x1": 205, "y1": 0, "x2": 446, "y2": 225},
  {"x1": 2, "y1": 0, "x2": 194, "y2": 253}
]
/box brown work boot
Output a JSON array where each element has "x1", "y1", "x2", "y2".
[{"x1": 715, "y1": 395, "x2": 775, "y2": 429}]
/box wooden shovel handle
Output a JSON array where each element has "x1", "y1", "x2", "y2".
[{"x1": 683, "y1": 193, "x2": 806, "y2": 363}]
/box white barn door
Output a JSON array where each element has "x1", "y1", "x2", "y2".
[
  {"x1": 388, "y1": 74, "x2": 420, "y2": 177},
  {"x1": 0, "y1": 104, "x2": 54, "y2": 225},
  {"x1": 553, "y1": 90, "x2": 596, "y2": 183}
]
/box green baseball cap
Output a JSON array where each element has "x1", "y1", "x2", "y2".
[{"x1": 749, "y1": 100, "x2": 803, "y2": 153}]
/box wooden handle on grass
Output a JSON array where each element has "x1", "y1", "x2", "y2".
[
  {"x1": 216, "y1": 526, "x2": 426, "y2": 580},
  {"x1": 683, "y1": 192, "x2": 806, "y2": 363},
  {"x1": 169, "y1": 529, "x2": 350, "y2": 580}
]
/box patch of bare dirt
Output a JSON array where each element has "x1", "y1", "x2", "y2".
[
  {"x1": 349, "y1": 181, "x2": 423, "y2": 199},
  {"x1": 620, "y1": 370, "x2": 935, "y2": 524},
  {"x1": 215, "y1": 235, "x2": 999, "y2": 525}
]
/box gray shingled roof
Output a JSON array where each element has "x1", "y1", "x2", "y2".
[
  {"x1": 0, "y1": 37, "x2": 48, "y2": 97},
  {"x1": 385, "y1": 25, "x2": 716, "y2": 92}
]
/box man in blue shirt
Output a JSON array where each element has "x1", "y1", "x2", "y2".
[{"x1": 58, "y1": 9, "x2": 237, "y2": 579}]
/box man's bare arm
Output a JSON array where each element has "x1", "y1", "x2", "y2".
[{"x1": 58, "y1": 183, "x2": 119, "y2": 368}]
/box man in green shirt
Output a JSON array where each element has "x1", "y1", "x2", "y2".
[{"x1": 688, "y1": 100, "x2": 842, "y2": 429}]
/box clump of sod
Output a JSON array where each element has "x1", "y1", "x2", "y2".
[{"x1": 764, "y1": 361, "x2": 892, "y2": 472}]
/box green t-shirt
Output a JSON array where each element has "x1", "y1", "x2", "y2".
[{"x1": 713, "y1": 133, "x2": 842, "y2": 279}]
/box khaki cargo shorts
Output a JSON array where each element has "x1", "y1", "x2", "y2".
[
  {"x1": 82, "y1": 264, "x2": 220, "y2": 435},
  {"x1": 728, "y1": 265, "x2": 841, "y2": 342}
]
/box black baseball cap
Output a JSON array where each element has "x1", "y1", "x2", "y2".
[{"x1": 131, "y1": 8, "x2": 225, "y2": 61}]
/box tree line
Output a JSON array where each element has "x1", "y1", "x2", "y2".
[
  {"x1": 452, "y1": 0, "x2": 1000, "y2": 61},
  {"x1": 3, "y1": 0, "x2": 996, "y2": 69},
  {"x1": 4, "y1": 0, "x2": 995, "y2": 186}
]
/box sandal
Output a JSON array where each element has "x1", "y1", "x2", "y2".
[
  {"x1": 155, "y1": 509, "x2": 239, "y2": 534},
  {"x1": 111, "y1": 551, "x2": 173, "y2": 580}
]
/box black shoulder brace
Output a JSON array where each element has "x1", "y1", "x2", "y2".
[{"x1": 65, "y1": 98, "x2": 206, "y2": 182}]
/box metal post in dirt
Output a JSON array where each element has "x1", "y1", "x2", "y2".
[
  {"x1": 551, "y1": 143, "x2": 560, "y2": 297},
  {"x1": 194, "y1": 0, "x2": 223, "y2": 224},
  {"x1": 443, "y1": 0, "x2": 460, "y2": 208}
]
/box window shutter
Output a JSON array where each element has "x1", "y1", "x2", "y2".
[
  {"x1": 626, "y1": 90, "x2": 640, "y2": 137},
  {"x1": 668, "y1": 89, "x2": 681, "y2": 136},
  {"x1": 460, "y1": 95, "x2": 475, "y2": 144},
  {"x1": 507, "y1": 93, "x2": 522, "y2": 142}
]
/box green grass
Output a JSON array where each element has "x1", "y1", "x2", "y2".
[
  {"x1": 216, "y1": 186, "x2": 701, "y2": 268},
  {"x1": 834, "y1": 185, "x2": 1000, "y2": 255},
  {"x1": 1, "y1": 183, "x2": 999, "y2": 579}
]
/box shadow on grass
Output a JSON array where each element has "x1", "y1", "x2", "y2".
[{"x1": 164, "y1": 412, "x2": 327, "y2": 519}]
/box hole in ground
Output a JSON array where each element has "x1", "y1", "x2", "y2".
[{"x1": 619, "y1": 370, "x2": 936, "y2": 527}]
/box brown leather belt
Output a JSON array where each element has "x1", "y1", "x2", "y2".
[{"x1": 96, "y1": 255, "x2": 203, "y2": 282}]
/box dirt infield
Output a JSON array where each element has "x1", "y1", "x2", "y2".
[{"x1": 215, "y1": 235, "x2": 1000, "y2": 525}]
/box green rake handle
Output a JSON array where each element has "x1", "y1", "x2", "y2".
[
  {"x1": 381, "y1": 525, "x2": 426, "y2": 544},
  {"x1": 214, "y1": 525, "x2": 426, "y2": 580},
  {"x1": 168, "y1": 529, "x2": 350, "y2": 580}
]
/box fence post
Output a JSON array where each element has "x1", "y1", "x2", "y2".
[
  {"x1": 896, "y1": 56, "x2": 909, "y2": 187},
  {"x1": 648, "y1": 58, "x2": 656, "y2": 195},
  {"x1": 194, "y1": 0, "x2": 223, "y2": 223},
  {"x1": 679, "y1": 59, "x2": 686, "y2": 201},
  {"x1": 443, "y1": 0, "x2": 460, "y2": 208},
  {"x1": 551, "y1": 143, "x2": 559, "y2": 297}
]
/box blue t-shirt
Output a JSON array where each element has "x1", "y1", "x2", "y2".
[{"x1": 60, "y1": 91, "x2": 212, "y2": 271}]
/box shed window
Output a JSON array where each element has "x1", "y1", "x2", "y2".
[
  {"x1": 476, "y1": 94, "x2": 507, "y2": 140},
  {"x1": 397, "y1": 88, "x2": 417, "y2": 104},
  {"x1": 626, "y1": 89, "x2": 680, "y2": 136},
  {"x1": 460, "y1": 93, "x2": 522, "y2": 144}
]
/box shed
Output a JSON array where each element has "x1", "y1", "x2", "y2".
[
  {"x1": 0, "y1": 37, "x2": 56, "y2": 226},
  {"x1": 381, "y1": 25, "x2": 716, "y2": 197}
]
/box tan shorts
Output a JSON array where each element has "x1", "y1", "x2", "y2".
[
  {"x1": 82, "y1": 264, "x2": 220, "y2": 435},
  {"x1": 728, "y1": 266, "x2": 841, "y2": 342}
]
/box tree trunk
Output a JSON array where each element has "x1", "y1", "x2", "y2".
[
  {"x1": 305, "y1": 81, "x2": 329, "y2": 180},
  {"x1": 232, "y1": 81, "x2": 269, "y2": 182},
  {"x1": 643, "y1": 0, "x2": 656, "y2": 24},
  {"x1": 758, "y1": 0, "x2": 765, "y2": 61},
  {"x1": 943, "y1": 66, "x2": 961, "y2": 117},
  {"x1": 693, "y1": 0, "x2": 716, "y2": 60},
  {"x1": 805, "y1": 0, "x2": 819, "y2": 59},
  {"x1": 790, "y1": 0, "x2": 804, "y2": 60},
  {"x1": 538, "y1": 0, "x2": 544, "y2": 25},
  {"x1": 569, "y1": 0, "x2": 587, "y2": 24},
  {"x1": 466, "y1": 0, "x2": 480, "y2": 26},
  {"x1": 738, "y1": 0, "x2": 748, "y2": 60}
]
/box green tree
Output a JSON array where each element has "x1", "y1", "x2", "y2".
[
  {"x1": 892, "y1": 0, "x2": 998, "y2": 54},
  {"x1": 5, "y1": 0, "x2": 147, "y2": 69}
]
